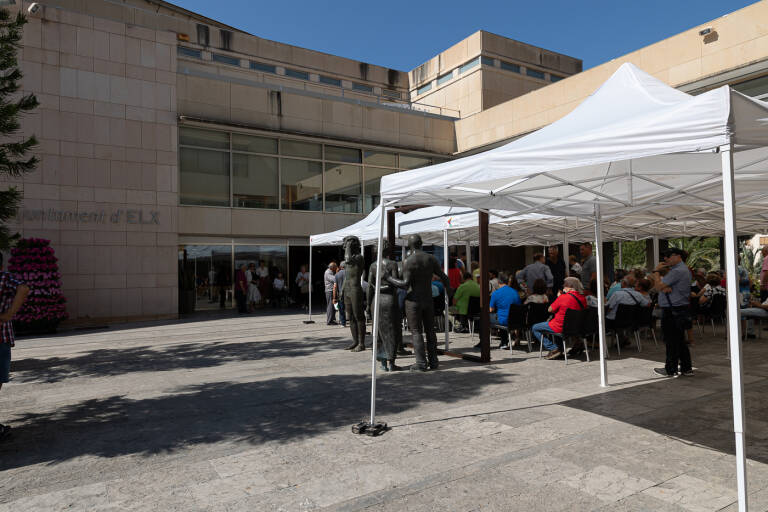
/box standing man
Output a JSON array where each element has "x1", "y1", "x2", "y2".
[
  {"x1": 546, "y1": 246, "x2": 566, "y2": 294},
  {"x1": 235, "y1": 264, "x2": 248, "y2": 314},
  {"x1": 579, "y1": 243, "x2": 597, "y2": 291},
  {"x1": 0, "y1": 254, "x2": 30, "y2": 441},
  {"x1": 324, "y1": 261, "x2": 337, "y2": 325},
  {"x1": 333, "y1": 262, "x2": 346, "y2": 327},
  {"x1": 386, "y1": 234, "x2": 450, "y2": 372},
  {"x1": 761, "y1": 246, "x2": 768, "y2": 303},
  {"x1": 518, "y1": 253, "x2": 553, "y2": 293},
  {"x1": 651, "y1": 248, "x2": 693, "y2": 377}
]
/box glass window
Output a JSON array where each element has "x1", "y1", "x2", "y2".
[
  {"x1": 179, "y1": 127, "x2": 229, "y2": 149},
  {"x1": 212, "y1": 53, "x2": 240, "y2": 66},
  {"x1": 178, "y1": 47, "x2": 202, "y2": 59},
  {"x1": 733, "y1": 75, "x2": 768, "y2": 98},
  {"x1": 363, "y1": 150, "x2": 397, "y2": 167},
  {"x1": 179, "y1": 147, "x2": 230, "y2": 206},
  {"x1": 281, "y1": 158, "x2": 322, "y2": 211},
  {"x1": 500, "y1": 61, "x2": 520, "y2": 73},
  {"x1": 232, "y1": 134, "x2": 277, "y2": 154},
  {"x1": 232, "y1": 154, "x2": 278, "y2": 209},
  {"x1": 399, "y1": 154, "x2": 432, "y2": 170},
  {"x1": 382, "y1": 89, "x2": 400, "y2": 99},
  {"x1": 526, "y1": 68, "x2": 545, "y2": 79},
  {"x1": 285, "y1": 68, "x2": 309, "y2": 80},
  {"x1": 196, "y1": 24, "x2": 209, "y2": 46},
  {"x1": 325, "y1": 163, "x2": 362, "y2": 213},
  {"x1": 178, "y1": 245, "x2": 232, "y2": 312},
  {"x1": 459, "y1": 57, "x2": 480, "y2": 74},
  {"x1": 251, "y1": 61, "x2": 276, "y2": 74},
  {"x1": 437, "y1": 72, "x2": 453, "y2": 85},
  {"x1": 417, "y1": 82, "x2": 432, "y2": 95},
  {"x1": 234, "y1": 245, "x2": 288, "y2": 291},
  {"x1": 352, "y1": 82, "x2": 373, "y2": 92},
  {"x1": 481, "y1": 56, "x2": 495, "y2": 66},
  {"x1": 280, "y1": 140, "x2": 322, "y2": 159},
  {"x1": 550, "y1": 74, "x2": 563, "y2": 83},
  {"x1": 364, "y1": 167, "x2": 396, "y2": 213},
  {"x1": 325, "y1": 145, "x2": 361, "y2": 163},
  {"x1": 319, "y1": 75, "x2": 341, "y2": 86}
]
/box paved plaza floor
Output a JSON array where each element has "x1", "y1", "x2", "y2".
[{"x1": 1, "y1": 312, "x2": 768, "y2": 511}]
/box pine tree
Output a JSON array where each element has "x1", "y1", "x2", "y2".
[
  {"x1": 0, "y1": 8, "x2": 38, "y2": 249},
  {"x1": 9, "y1": 237, "x2": 67, "y2": 333}
]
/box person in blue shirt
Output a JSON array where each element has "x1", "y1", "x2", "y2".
[{"x1": 489, "y1": 273, "x2": 522, "y2": 349}]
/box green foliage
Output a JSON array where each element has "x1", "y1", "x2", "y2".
[
  {"x1": 0, "y1": 8, "x2": 39, "y2": 250},
  {"x1": 669, "y1": 237, "x2": 721, "y2": 271},
  {"x1": 614, "y1": 240, "x2": 647, "y2": 269}
]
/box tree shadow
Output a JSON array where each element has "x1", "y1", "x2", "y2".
[
  {"x1": 0, "y1": 369, "x2": 511, "y2": 470},
  {"x1": 11, "y1": 335, "x2": 350, "y2": 383}
]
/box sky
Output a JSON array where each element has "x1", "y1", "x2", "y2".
[{"x1": 173, "y1": 0, "x2": 756, "y2": 71}]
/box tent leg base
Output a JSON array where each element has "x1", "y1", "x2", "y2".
[
  {"x1": 351, "y1": 421, "x2": 389, "y2": 437},
  {"x1": 303, "y1": 320, "x2": 316, "y2": 324}
]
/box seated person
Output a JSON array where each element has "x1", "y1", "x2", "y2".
[
  {"x1": 586, "y1": 278, "x2": 600, "y2": 308},
  {"x1": 524, "y1": 278, "x2": 549, "y2": 305},
  {"x1": 531, "y1": 277, "x2": 587, "y2": 359},
  {"x1": 431, "y1": 274, "x2": 445, "y2": 298},
  {"x1": 741, "y1": 297, "x2": 768, "y2": 339},
  {"x1": 606, "y1": 276, "x2": 650, "y2": 345},
  {"x1": 700, "y1": 272, "x2": 726, "y2": 312},
  {"x1": 452, "y1": 272, "x2": 480, "y2": 333},
  {"x1": 606, "y1": 269, "x2": 629, "y2": 299},
  {"x1": 489, "y1": 273, "x2": 522, "y2": 349}
]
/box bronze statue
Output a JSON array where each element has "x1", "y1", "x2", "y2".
[
  {"x1": 367, "y1": 239, "x2": 403, "y2": 371},
  {"x1": 342, "y1": 236, "x2": 367, "y2": 352},
  {"x1": 386, "y1": 234, "x2": 450, "y2": 371}
]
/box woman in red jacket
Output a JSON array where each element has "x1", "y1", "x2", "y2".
[{"x1": 531, "y1": 276, "x2": 587, "y2": 359}]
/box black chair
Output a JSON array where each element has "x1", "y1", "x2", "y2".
[
  {"x1": 542, "y1": 308, "x2": 587, "y2": 364},
  {"x1": 525, "y1": 302, "x2": 550, "y2": 351},
  {"x1": 632, "y1": 305, "x2": 657, "y2": 347},
  {"x1": 467, "y1": 296, "x2": 481, "y2": 338},
  {"x1": 581, "y1": 307, "x2": 599, "y2": 351},
  {"x1": 705, "y1": 294, "x2": 727, "y2": 335},
  {"x1": 605, "y1": 304, "x2": 638, "y2": 356},
  {"x1": 433, "y1": 291, "x2": 446, "y2": 332},
  {"x1": 497, "y1": 303, "x2": 526, "y2": 351}
]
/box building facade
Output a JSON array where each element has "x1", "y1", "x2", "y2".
[{"x1": 6, "y1": 0, "x2": 768, "y2": 323}]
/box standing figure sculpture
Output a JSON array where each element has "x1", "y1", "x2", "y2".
[
  {"x1": 386, "y1": 234, "x2": 450, "y2": 372},
  {"x1": 342, "y1": 236, "x2": 367, "y2": 352},
  {"x1": 367, "y1": 239, "x2": 403, "y2": 372}
]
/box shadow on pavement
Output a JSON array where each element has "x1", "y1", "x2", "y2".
[
  {"x1": 0, "y1": 368, "x2": 511, "y2": 470},
  {"x1": 12, "y1": 335, "x2": 348, "y2": 383}
]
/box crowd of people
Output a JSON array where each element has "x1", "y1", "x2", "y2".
[{"x1": 233, "y1": 260, "x2": 290, "y2": 314}]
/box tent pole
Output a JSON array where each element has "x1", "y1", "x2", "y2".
[
  {"x1": 563, "y1": 219, "x2": 569, "y2": 277},
  {"x1": 444, "y1": 229, "x2": 450, "y2": 351},
  {"x1": 594, "y1": 204, "x2": 608, "y2": 387},
  {"x1": 305, "y1": 241, "x2": 314, "y2": 324},
  {"x1": 478, "y1": 211, "x2": 490, "y2": 362},
  {"x1": 721, "y1": 142, "x2": 748, "y2": 512},
  {"x1": 652, "y1": 236, "x2": 660, "y2": 268},
  {"x1": 369, "y1": 202, "x2": 386, "y2": 426},
  {"x1": 465, "y1": 241, "x2": 472, "y2": 272}
]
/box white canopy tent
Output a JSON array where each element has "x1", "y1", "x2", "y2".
[{"x1": 369, "y1": 63, "x2": 768, "y2": 511}]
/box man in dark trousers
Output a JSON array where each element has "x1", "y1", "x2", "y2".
[
  {"x1": 386, "y1": 234, "x2": 450, "y2": 372},
  {"x1": 0, "y1": 253, "x2": 30, "y2": 441},
  {"x1": 651, "y1": 248, "x2": 693, "y2": 377},
  {"x1": 546, "y1": 245, "x2": 566, "y2": 294}
]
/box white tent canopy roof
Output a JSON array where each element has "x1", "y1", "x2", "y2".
[{"x1": 379, "y1": 63, "x2": 768, "y2": 225}]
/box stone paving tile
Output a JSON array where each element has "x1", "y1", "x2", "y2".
[
  {"x1": 0, "y1": 483, "x2": 110, "y2": 512},
  {"x1": 562, "y1": 465, "x2": 656, "y2": 502},
  {"x1": 642, "y1": 474, "x2": 737, "y2": 511}
]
